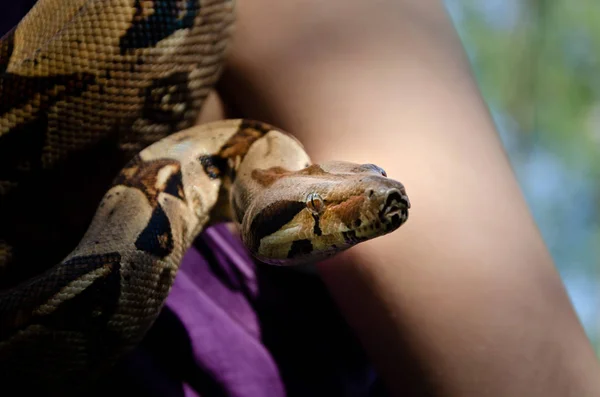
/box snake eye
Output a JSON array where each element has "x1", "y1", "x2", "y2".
[{"x1": 306, "y1": 192, "x2": 325, "y2": 214}]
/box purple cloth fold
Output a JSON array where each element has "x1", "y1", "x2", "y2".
[
  {"x1": 92, "y1": 225, "x2": 381, "y2": 396},
  {"x1": 165, "y1": 228, "x2": 285, "y2": 397}
]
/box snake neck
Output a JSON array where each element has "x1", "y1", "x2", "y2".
[{"x1": 72, "y1": 119, "x2": 309, "y2": 262}]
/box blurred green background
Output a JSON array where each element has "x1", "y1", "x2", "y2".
[{"x1": 444, "y1": 0, "x2": 599, "y2": 354}]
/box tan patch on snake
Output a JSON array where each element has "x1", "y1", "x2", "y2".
[
  {"x1": 252, "y1": 164, "x2": 329, "y2": 187},
  {"x1": 329, "y1": 195, "x2": 366, "y2": 227},
  {"x1": 297, "y1": 164, "x2": 327, "y2": 176},
  {"x1": 251, "y1": 166, "x2": 291, "y2": 187}
]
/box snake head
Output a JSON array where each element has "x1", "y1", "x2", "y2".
[{"x1": 239, "y1": 161, "x2": 410, "y2": 266}]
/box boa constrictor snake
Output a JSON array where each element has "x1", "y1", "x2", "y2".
[{"x1": 0, "y1": 0, "x2": 410, "y2": 394}]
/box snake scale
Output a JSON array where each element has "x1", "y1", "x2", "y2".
[{"x1": 0, "y1": 0, "x2": 410, "y2": 394}]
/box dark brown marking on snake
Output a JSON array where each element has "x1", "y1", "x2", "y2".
[
  {"x1": 0, "y1": 252, "x2": 121, "y2": 340},
  {"x1": 288, "y1": 239, "x2": 313, "y2": 259},
  {"x1": 0, "y1": 69, "x2": 95, "y2": 181},
  {"x1": 0, "y1": 72, "x2": 96, "y2": 118},
  {"x1": 249, "y1": 200, "x2": 306, "y2": 251},
  {"x1": 239, "y1": 120, "x2": 274, "y2": 135},
  {"x1": 113, "y1": 157, "x2": 183, "y2": 207},
  {"x1": 0, "y1": 68, "x2": 95, "y2": 181},
  {"x1": 131, "y1": 0, "x2": 144, "y2": 19},
  {"x1": 224, "y1": 127, "x2": 265, "y2": 155},
  {"x1": 0, "y1": 116, "x2": 47, "y2": 181},
  {"x1": 198, "y1": 155, "x2": 226, "y2": 179},
  {"x1": 119, "y1": 0, "x2": 199, "y2": 54},
  {"x1": 41, "y1": 256, "x2": 121, "y2": 328},
  {"x1": 141, "y1": 71, "x2": 193, "y2": 132},
  {"x1": 383, "y1": 191, "x2": 404, "y2": 211},
  {"x1": 162, "y1": 166, "x2": 185, "y2": 201},
  {"x1": 342, "y1": 230, "x2": 368, "y2": 245},
  {"x1": 312, "y1": 214, "x2": 322, "y2": 236},
  {"x1": 39, "y1": 256, "x2": 123, "y2": 367},
  {"x1": 387, "y1": 214, "x2": 403, "y2": 231},
  {"x1": 200, "y1": 123, "x2": 272, "y2": 180},
  {"x1": 378, "y1": 191, "x2": 406, "y2": 229},
  {"x1": 134, "y1": 205, "x2": 174, "y2": 258},
  {"x1": 113, "y1": 156, "x2": 180, "y2": 257}
]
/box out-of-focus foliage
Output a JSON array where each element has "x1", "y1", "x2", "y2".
[{"x1": 444, "y1": 0, "x2": 600, "y2": 354}]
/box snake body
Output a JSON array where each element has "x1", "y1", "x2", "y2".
[{"x1": 0, "y1": 0, "x2": 410, "y2": 394}]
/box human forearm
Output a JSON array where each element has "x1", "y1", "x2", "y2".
[{"x1": 221, "y1": 0, "x2": 600, "y2": 395}]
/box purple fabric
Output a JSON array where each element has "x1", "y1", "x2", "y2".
[
  {"x1": 93, "y1": 225, "x2": 382, "y2": 396},
  {"x1": 2, "y1": 6, "x2": 385, "y2": 396},
  {"x1": 163, "y1": 227, "x2": 285, "y2": 396}
]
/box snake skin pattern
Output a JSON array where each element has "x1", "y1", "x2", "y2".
[
  {"x1": 0, "y1": 0, "x2": 234, "y2": 283},
  {"x1": 0, "y1": 1, "x2": 411, "y2": 395}
]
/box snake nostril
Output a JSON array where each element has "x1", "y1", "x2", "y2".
[
  {"x1": 388, "y1": 189, "x2": 410, "y2": 209},
  {"x1": 384, "y1": 190, "x2": 402, "y2": 208},
  {"x1": 381, "y1": 189, "x2": 410, "y2": 217}
]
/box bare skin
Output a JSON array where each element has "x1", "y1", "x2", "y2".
[{"x1": 199, "y1": 0, "x2": 600, "y2": 395}]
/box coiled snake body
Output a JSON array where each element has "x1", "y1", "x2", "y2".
[{"x1": 0, "y1": 0, "x2": 410, "y2": 394}]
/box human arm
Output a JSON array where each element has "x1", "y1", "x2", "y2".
[{"x1": 214, "y1": 0, "x2": 600, "y2": 395}]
